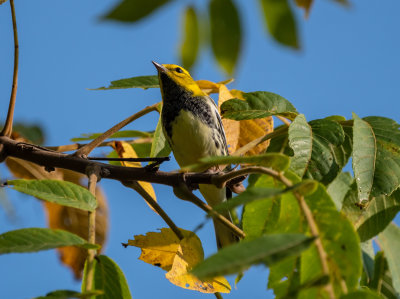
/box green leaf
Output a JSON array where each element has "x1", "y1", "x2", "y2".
[
  {"x1": 342, "y1": 183, "x2": 400, "y2": 242},
  {"x1": 179, "y1": 6, "x2": 199, "y2": 70},
  {"x1": 7, "y1": 179, "x2": 97, "y2": 211},
  {"x1": 220, "y1": 91, "x2": 298, "y2": 120},
  {"x1": 150, "y1": 112, "x2": 171, "y2": 158},
  {"x1": 209, "y1": 0, "x2": 241, "y2": 74},
  {"x1": 327, "y1": 172, "x2": 354, "y2": 210},
  {"x1": 33, "y1": 290, "x2": 103, "y2": 299},
  {"x1": 71, "y1": 130, "x2": 153, "y2": 142},
  {"x1": 288, "y1": 114, "x2": 312, "y2": 177},
  {"x1": 352, "y1": 113, "x2": 376, "y2": 202},
  {"x1": 378, "y1": 223, "x2": 400, "y2": 295},
  {"x1": 192, "y1": 234, "x2": 314, "y2": 279},
  {"x1": 0, "y1": 228, "x2": 99, "y2": 254},
  {"x1": 103, "y1": 0, "x2": 171, "y2": 23},
  {"x1": 90, "y1": 255, "x2": 132, "y2": 299},
  {"x1": 364, "y1": 117, "x2": 400, "y2": 197},
  {"x1": 370, "y1": 251, "x2": 386, "y2": 291},
  {"x1": 304, "y1": 119, "x2": 347, "y2": 184},
  {"x1": 259, "y1": 0, "x2": 299, "y2": 49},
  {"x1": 182, "y1": 153, "x2": 290, "y2": 171},
  {"x1": 92, "y1": 75, "x2": 159, "y2": 90},
  {"x1": 340, "y1": 290, "x2": 382, "y2": 299},
  {"x1": 301, "y1": 184, "x2": 362, "y2": 295}
]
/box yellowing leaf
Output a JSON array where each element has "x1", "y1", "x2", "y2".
[
  {"x1": 196, "y1": 79, "x2": 234, "y2": 95},
  {"x1": 112, "y1": 141, "x2": 157, "y2": 212},
  {"x1": 218, "y1": 87, "x2": 274, "y2": 156},
  {"x1": 166, "y1": 238, "x2": 231, "y2": 293},
  {"x1": 127, "y1": 228, "x2": 231, "y2": 293},
  {"x1": 218, "y1": 85, "x2": 240, "y2": 153}
]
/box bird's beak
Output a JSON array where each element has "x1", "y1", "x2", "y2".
[{"x1": 152, "y1": 61, "x2": 168, "y2": 73}]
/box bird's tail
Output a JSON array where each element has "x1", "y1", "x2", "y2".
[{"x1": 199, "y1": 184, "x2": 239, "y2": 249}]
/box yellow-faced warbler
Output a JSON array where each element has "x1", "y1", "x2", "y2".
[{"x1": 153, "y1": 61, "x2": 238, "y2": 249}]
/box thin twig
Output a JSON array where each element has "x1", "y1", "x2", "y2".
[
  {"x1": 124, "y1": 181, "x2": 184, "y2": 240},
  {"x1": 83, "y1": 164, "x2": 101, "y2": 292},
  {"x1": 174, "y1": 184, "x2": 245, "y2": 239},
  {"x1": 1, "y1": 0, "x2": 19, "y2": 137},
  {"x1": 74, "y1": 103, "x2": 159, "y2": 157},
  {"x1": 232, "y1": 126, "x2": 288, "y2": 157},
  {"x1": 46, "y1": 137, "x2": 153, "y2": 152},
  {"x1": 276, "y1": 115, "x2": 291, "y2": 127}
]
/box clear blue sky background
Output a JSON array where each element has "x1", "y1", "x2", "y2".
[{"x1": 1, "y1": 0, "x2": 400, "y2": 298}]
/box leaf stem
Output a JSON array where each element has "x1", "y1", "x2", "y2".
[
  {"x1": 74, "y1": 103, "x2": 159, "y2": 157},
  {"x1": 1, "y1": 0, "x2": 19, "y2": 138},
  {"x1": 124, "y1": 181, "x2": 185, "y2": 240}
]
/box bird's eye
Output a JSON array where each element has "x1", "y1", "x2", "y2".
[{"x1": 175, "y1": 67, "x2": 183, "y2": 73}]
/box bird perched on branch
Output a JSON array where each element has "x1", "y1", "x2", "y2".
[{"x1": 153, "y1": 61, "x2": 238, "y2": 249}]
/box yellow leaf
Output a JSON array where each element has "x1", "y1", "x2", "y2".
[
  {"x1": 196, "y1": 79, "x2": 234, "y2": 95},
  {"x1": 166, "y1": 238, "x2": 231, "y2": 293},
  {"x1": 127, "y1": 228, "x2": 231, "y2": 293},
  {"x1": 218, "y1": 85, "x2": 240, "y2": 153},
  {"x1": 112, "y1": 141, "x2": 157, "y2": 212}
]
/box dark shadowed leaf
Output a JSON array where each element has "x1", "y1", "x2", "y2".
[
  {"x1": 13, "y1": 122, "x2": 45, "y2": 145},
  {"x1": 288, "y1": 114, "x2": 312, "y2": 177},
  {"x1": 180, "y1": 6, "x2": 199, "y2": 70},
  {"x1": 0, "y1": 228, "x2": 99, "y2": 254},
  {"x1": 192, "y1": 234, "x2": 314, "y2": 278},
  {"x1": 92, "y1": 75, "x2": 159, "y2": 90},
  {"x1": 220, "y1": 91, "x2": 298, "y2": 120},
  {"x1": 90, "y1": 255, "x2": 132, "y2": 299},
  {"x1": 209, "y1": 0, "x2": 241, "y2": 74},
  {"x1": 7, "y1": 179, "x2": 97, "y2": 211},
  {"x1": 103, "y1": 0, "x2": 171, "y2": 23},
  {"x1": 352, "y1": 113, "x2": 376, "y2": 202},
  {"x1": 259, "y1": 0, "x2": 299, "y2": 48},
  {"x1": 377, "y1": 223, "x2": 400, "y2": 295}
]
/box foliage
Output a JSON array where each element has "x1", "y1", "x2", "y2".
[{"x1": 1, "y1": 1, "x2": 400, "y2": 299}]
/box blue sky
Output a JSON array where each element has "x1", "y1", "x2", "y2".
[{"x1": 1, "y1": 0, "x2": 400, "y2": 298}]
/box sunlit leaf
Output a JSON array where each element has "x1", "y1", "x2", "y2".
[
  {"x1": 327, "y1": 171, "x2": 353, "y2": 210},
  {"x1": 377, "y1": 223, "x2": 400, "y2": 295},
  {"x1": 92, "y1": 75, "x2": 159, "y2": 90},
  {"x1": 150, "y1": 112, "x2": 171, "y2": 158},
  {"x1": 182, "y1": 153, "x2": 290, "y2": 172},
  {"x1": 0, "y1": 228, "x2": 99, "y2": 254},
  {"x1": 352, "y1": 113, "x2": 376, "y2": 202},
  {"x1": 103, "y1": 0, "x2": 171, "y2": 23},
  {"x1": 220, "y1": 91, "x2": 298, "y2": 120},
  {"x1": 90, "y1": 255, "x2": 132, "y2": 298},
  {"x1": 33, "y1": 290, "x2": 103, "y2": 299},
  {"x1": 180, "y1": 6, "x2": 199, "y2": 70},
  {"x1": 127, "y1": 228, "x2": 230, "y2": 293},
  {"x1": 259, "y1": 0, "x2": 299, "y2": 48},
  {"x1": 341, "y1": 290, "x2": 382, "y2": 299},
  {"x1": 192, "y1": 234, "x2": 314, "y2": 278},
  {"x1": 288, "y1": 114, "x2": 312, "y2": 177},
  {"x1": 209, "y1": 0, "x2": 241, "y2": 74},
  {"x1": 342, "y1": 183, "x2": 400, "y2": 242},
  {"x1": 7, "y1": 179, "x2": 97, "y2": 211},
  {"x1": 71, "y1": 130, "x2": 152, "y2": 142}
]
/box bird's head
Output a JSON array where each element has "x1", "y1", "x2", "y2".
[{"x1": 152, "y1": 61, "x2": 204, "y2": 97}]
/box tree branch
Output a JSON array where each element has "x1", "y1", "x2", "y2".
[
  {"x1": 1, "y1": 0, "x2": 19, "y2": 138},
  {"x1": 74, "y1": 103, "x2": 159, "y2": 157}
]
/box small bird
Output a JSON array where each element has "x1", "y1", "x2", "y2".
[{"x1": 152, "y1": 61, "x2": 238, "y2": 249}]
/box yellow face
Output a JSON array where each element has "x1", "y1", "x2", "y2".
[{"x1": 153, "y1": 62, "x2": 204, "y2": 97}]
